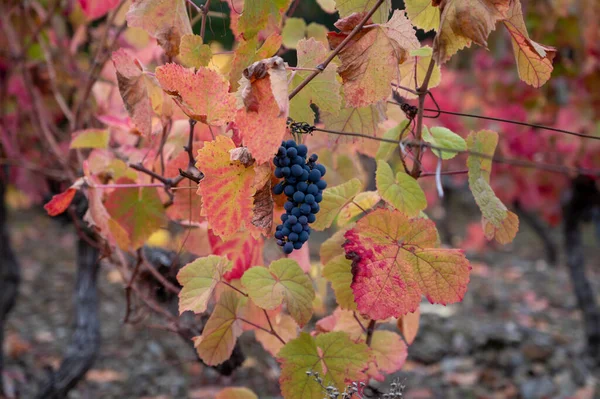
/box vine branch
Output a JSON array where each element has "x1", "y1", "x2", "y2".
[{"x1": 410, "y1": 58, "x2": 437, "y2": 178}]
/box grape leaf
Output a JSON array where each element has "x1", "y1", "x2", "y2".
[
  {"x1": 376, "y1": 160, "x2": 426, "y2": 217},
  {"x1": 328, "y1": 10, "x2": 419, "y2": 108},
  {"x1": 177, "y1": 255, "x2": 232, "y2": 314},
  {"x1": 215, "y1": 387, "x2": 258, "y2": 399},
  {"x1": 322, "y1": 255, "x2": 356, "y2": 310},
  {"x1": 321, "y1": 99, "x2": 387, "y2": 143},
  {"x1": 370, "y1": 330, "x2": 407, "y2": 374},
  {"x1": 156, "y1": 63, "x2": 236, "y2": 126},
  {"x1": 289, "y1": 39, "x2": 342, "y2": 125},
  {"x1": 422, "y1": 126, "x2": 466, "y2": 159},
  {"x1": 282, "y1": 18, "x2": 307, "y2": 49},
  {"x1": 70, "y1": 129, "x2": 109, "y2": 149},
  {"x1": 337, "y1": 191, "x2": 381, "y2": 226},
  {"x1": 396, "y1": 46, "x2": 441, "y2": 99},
  {"x1": 44, "y1": 188, "x2": 77, "y2": 216},
  {"x1": 315, "y1": 307, "x2": 367, "y2": 340},
  {"x1": 236, "y1": 76, "x2": 288, "y2": 165},
  {"x1": 112, "y1": 49, "x2": 154, "y2": 136},
  {"x1": 255, "y1": 313, "x2": 299, "y2": 356},
  {"x1": 78, "y1": 0, "x2": 120, "y2": 20},
  {"x1": 104, "y1": 178, "x2": 167, "y2": 249},
  {"x1": 241, "y1": 259, "x2": 315, "y2": 326},
  {"x1": 375, "y1": 120, "x2": 409, "y2": 161},
  {"x1": 193, "y1": 291, "x2": 246, "y2": 366},
  {"x1": 319, "y1": 224, "x2": 354, "y2": 266},
  {"x1": 197, "y1": 136, "x2": 256, "y2": 237},
  {"x1": 126, "y1": 0, "x2": 192, "y2": 57},
  {"x1": 343, "y1": 208, "x2": 471, "y2": 319},
  {"x1": 335, "y1": 0, "x2": 392, "y2": 24},
  {"x1": 397, "y1": 306, "x2": 420, "y2": 345},
  {"x1": 306, "y1": 23, "x2": 329, "y2": 46},
  {"x1": 311, "y1": 178, "x2": 362, "y2": 231},
  {"x1": 433, "y1": 0, "x2": 510, "y2": 64},
  {"x1": 466, "y1": 130, "x2": 519, "y2": 244},
  {"x1": 208, "y1": 230, "x2": 264, "y2": 281},
  {"x1": 405, "y1": 0, "x2": 441, "y2": 32},
  {"x1": 502, "y1": 1, "x2": 556, "y2": 88},
  {"x1": 237, "y1": 0, "x2": 292, "y2": 39},
  {"x1": 179, "y1": 34, "x2": 212, "y2": 68},
  {"x1": 278, "y1": 332, "x2": 370, "y2": 399},
  {"x1": 229, "y1": 33, "x2": 282, "y2": 92}
]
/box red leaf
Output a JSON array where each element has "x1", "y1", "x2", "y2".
[
  {"x1": 209, "y1": 230, "x2": 264, "y2": 281},
  {"x1": 44, "y1": 188, "x2": 77, "y2": 216}
]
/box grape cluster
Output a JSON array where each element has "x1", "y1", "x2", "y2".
[{"x1": 272, "y1": 140, "x2": 327, "y2": 254}]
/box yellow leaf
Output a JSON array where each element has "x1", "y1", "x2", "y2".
[
  {"x1": 311, "y1": 178, "x2": 362, "y2": 231},
  {"x1": 405, "y1": 0, "x2": 441, "y2": 32},
  {"x1": 396, "y1": 45, "x2": 441, "y2": 100},
  {"x1": 337, "y1": 191, "x2": 381, "y2": 226}
]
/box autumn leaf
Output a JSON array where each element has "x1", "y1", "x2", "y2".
[
  {"x1": 396, "y1": 46, "x2": 441, "y2": 99},
  {"x1": 70, "y1": 129, "x2": 109, "y2": 149},
  {"x1": 422, "y1": 125, "x2": 466, "y2": 159},
  {"x1": 78, "y1": 0, "x2": 120, "y2": 20},
  {"x1": 311, "y1": 178, "x2": 362, "y2": 231},
  {"x1": 156, "y1": 63, "x2": 236, "y2": 126},
  {"x1": 278, "y1": 332, "x2": 370, "y2": 399},
  {"x1": 235, "y1": 75, "x2": 288, "y2": 165},
  {"x1": 502, "y1": 1, "x2": 556, "y2": 87},
  {"x1": 320, "y1": 224, "x2": 354, "y2": 266},
  {"x1": 241, "y1": 259, "x2": 315, "y2": 326},
  {"x1": 370, "y1": 330, "x2": 408, "y2": 374},
  {"x1": 179, "y1": 34, "x2": 212, "y2": 68},
  {"x1": 229, "y1": 33, "x2": 282, "y2": 92},
  {"x1": 196, "y1": 136, "x2": 256, "y2": 237},
  {"x1": 375, "y1": 120, "x2": 410, "y2": 161},
  {"x1": 208, "y1": 230, "x2": 264, "y2": 281},
  {"x1": 337, "y1": 191, "x2": 381, "y2": 226},
  {"x1": 397, "y1": 307, "x2": 420, "y2": 345},
  {"x1": 466, "y1": 130, "x2": 519, "y2": 244},
  {"x1": 282, "y1": 18, "x2": 307, "y2": 49},
  {"x1": 376, "y1": 160, "x2": 427, "y2": 217},
  {"x1": 126, "y1": 0, "x2": 192, "y2": 57},
  {"x1": 328, "y1": 10, "x2": 419, "y2": 107},
  {"x1": 322, "y1": 255, "x2": 356, "y2": 310},
  {"x1": 254, "y1": 313, "x2": 299, "y2": 356},
  {"x1": 405, "y1": 0, "x2": 441, "y2": 32},
  {"x1": 321, "y1": 98, "x2": 387, "y2": 143},
  {"x1": 343, "y1": 208, "x2": 471, "y2": 319},
  {"x1": 335, "y1": 0, "x2": 392, "y2": 24},
  {"x1": 104, "y1": 178, "x2": 167, "y2": 249},
  {"x1": 215, "y1": 387, "x2": 258, "y2": 399},
  {"x1": 44, "y1": 188, "x2": 77, "y2": 216},
  {"x1": 177, "y1": 255, "x2": 233, "y2": 314},
  {"x1": 112, "y1": 49, "x2": 154, "y2": 136},
  {"x1": 289, "y1": 39, "x2": 341, "y2": 125},
  {"x1": 193, "y1": 291, "x2": 246, "y2": 366},
  {"x1": 237, "y1": 0, "x2": 292, "y2": 39},
  {"x1": 315, "y1": 307, "x2": 366, "y2": 340},
  {"x1": 433, "y1": 0, "x2": 510, "y2": 64}
]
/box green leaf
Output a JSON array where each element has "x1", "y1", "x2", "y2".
[
  {"x1": 310, "y1": 178, "x2": 362, "y2": 231},
  {"x1": 282, "y1": 18, "x2": 307, "y2": 49},
  {"x1": 466, "y1": 130, "x2": 519, "y2": 244},
  {"x1": 179, "y1": 34, "x2": 212, "y2": 68},
  {"x1": 278, "y1": 332, "x2": 371, "y2": 399},
  {"x1": 241, "y1": 259, "x2": 315, "y2": 326},
  {"x1": 405, "y1": 0, "x2": 440, "y2": 32},
  {"x1": 319, "y1": 224, "x2": 354, "y2": 266},
  {"x1": 335, "y1": 0, "x2": 392, "y2": 24},
  {"x1": 70, "y1": 129, "x2": 109, "y2": 149},
  {"x1": 306, "y1": 23, "x2": 329, "y2": 46},
  {"x1": 422, "y1": 126, "x2": 467, "y2": 159},
  {"x1": 375, "y1": 120, "x2": 410, "y2": 161},
  {"x1": 176, "y1": 255, "x2": 232, "y2": 314},
  {"x1": 376, "y1": 161, "x2": 426, "y2": 217},
  {"x1": 238, "y1": 0, "x2": 292, "y2": 39},
  {"x1": 397, "y1": 45, "x2": 441, "y2": 100},
  {"x1": 289, "y1": 39, "x2": 342, "y2": 125},
  {"x1": 322, "y1": 255, "x2": 356, "y2": 310},
  {"x1": 193, "y1": 291, "x2": 246, "y2": 366},
  {"x1": 104, "y1": 178, "x2": 167, "y2": 249}
]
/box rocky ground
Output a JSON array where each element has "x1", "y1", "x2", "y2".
[{"x1": 2, "y1": 206, "x2": 599, "y2": 399}]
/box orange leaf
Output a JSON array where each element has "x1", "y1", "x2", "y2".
[
  {"x1": 328, "y1": 10, "x2": 419, "y2": 108},
  {"x1": 197, "y1": 136, "x2": 256, "y2": 237},
  {"x1": 397, "y1": 306, "x2": 420, "y2": 345},
  {"x1": 44, "y1": 188, "x2": 77, "y2": 216},
  {"x1": 209, "y1": 230, "x2": 264, "y2": 281},
  {"x1": 235, "y1": 77, "x2": 288, "y2": 165},
  {"x1": 344, "y1": 208, "x2": 471, "y2": 319},
  {"x1": 156, "y1": 64, "x2": 237, "y2": 126}
]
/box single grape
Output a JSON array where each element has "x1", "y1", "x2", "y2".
[
  {"x1": 286, "y1": 139, "x2": 297, "y2": 148},
  {"x1": 283, "y1": 242, "x2": 294, "y2": 254},
  {"x1": 314, "y1": 193, "x2": 323, "y2": 203},
  {"x1": 284, "y1": 185, "x2": 295, "y2": 197},
  {"x1": 281, "y1": 167, "x2": 291, "y2": 177},
  {"x1": 299, "y1": 231, "x2": 309, "y2": 242},
  {"x1": 300, "y1": 170, "x2": 309, "y2": 181},
  {"x1": 293, "y1": 191, "x2": 305, "y2": 203},
  {"x1": 291, "y1": 207, "x2": 302, "y2": 217},
  {"x1": 287, "y1": 147, "x2": 298, "y2": 158},
  {"x1": 316, "y1": 164, "x2": 326, "y2": 176},
  {"x1": 316, "y1": 179, "x2": 327, "y2": 190},
  {"x1": 274, "y1": 167, "x2": 284, "y2": 178},
  {"x1": 304, "y1": 194, "x2": 315, "y2": 204},
  {"x1": 309, "y1": 154, "x2": 318, "y2": 162},
  {"x1": 287, "y1": 176, "x2": 297, "y2": 184},
  {"x1": 300, "y1": 203, "x2": 311, "y2": 215},
  {"x1": 281, "y1": 157, "x2": 290, "y2": 166},
  {"x1": 281, "y1": 227, "x2": 291, "y2": 236},
  {"x1": 281, "y1": 213, "x2": 288, "y2": 222},
  {"x1": 273, "y1": 158, "x2": 281, "y2": 167},
  {"x1": 287, "y1": 215, "x2": 298, "y2": 225},
  {"x1": 276, "y1": 225, "x2": 283, "y2": 231},
  {"x1": 311, "y1": 203, "x2": 320, "y2": 213},
  {"x1": 298, "y1": 215, "x2": 308, "y2": 224},
  {"x1": 273, "y1": 183, "x2": 284, "y2": 195},
  {"x1": 274, "y1": 231, "x2": 284, "y2": 240},
  {"x1": 284, "y1": 201, "x2": 294, "y2": 212},
  {"x1": 277, "y1": 146, "x2": 286, "y2": 156},
  {"x1": 291, "y1": 164, "x2": 304, "y2": 177},
  {"x1": 297, "y1": 182, "x2": 308, "y2": 193},
  {"x1": 297, "y1": 144, "x2": 308, "y2": 157},
  {"x1": 292, "y1": 223, "x2": 303, "y2": 234},
  {"x1": 288, "y1": 232, "x2": 299, "y2": 242},
  {"x1": 308, "y1": 169, "x2": 321, "y2": 183},
  {"x1": 292, "y1": 156, "x2": 305, "y2": 165},
  {"x1": 307, "y1": 184, "x2": 319, "y2": 195},
  {"x1": 293, "y1": 241, "x2": 303, "y2": 250},
  {"x1": 303, "y1": 224, "x2": 311, "y2": 232},
  {"x1": 276, "y1": 239, "x2": 284, "y2": 246},
  {"x1": 307, "y1": 213, "x2": 316, "y2": 223}
]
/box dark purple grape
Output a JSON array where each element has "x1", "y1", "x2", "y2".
[
  {"x1": 281, "y1": 213, "x2": 288, "y2": 222},
  {"x1": 297, "y1": 144, "x2": 308, "y2": 157},
  {"x1": 307, "y1": 184, "x2": 319, "y2": 195},
  {"x1": 316, "y1": 180, "x2": 327, "y2": 190},
  {"x1": 300, "y1": 203, "x2": 311, "y2": 215},
  {"x1": 304, "y1": 194, "x2": 315, "y2": 204},
  {"x1": 287, "y1": 147, "x2": 298, "y2": 158},
  {"x1": 276, "y1": 239, "x2": 284, "y2": 246},
  {"x1": 293, "y1": 241, "x2": 303, "y2": 250},
  {"x1": 297, "y1": 182, "x2": 308, "y2": 192},
  {"x1": 291, "y1": 164, "x2": 304, "y2": 177},
  {"x1": 299, "y1": 231, "x2": 309, "y2": 242},
  {"x1": 275, "y1": 231, "x2": 284, "y2": 239},
  {"x1": 308, "y1": 169, "x2": 321, "y2": 183},
  {"x1": 291, "y1": 207, "x2": 302, "y2": 217},
  {"x1": 292, "y1": 223, "x2": 303, "y2": 234},
  {"x1": 298, "y1": 215, "x2": 308, "y2": 224},
  {"x1": 284, "y1": 201, "x2": 294, "y2": 211},
  {"x1": 283, "y1": 242, "x2": 294, "y2": 254},
  {"x1": 288, "y1": 232, "x2": 299, "y2": 242},
  {"x1": 307, "y1": 213, "x2": 316, "y2": 223},
  {"x1": 293, "y1": 191, "x2": 305, "y2": 203},
  {"x1": 287, "y1": 215, "x2": 298, "y2": 225},
  {"x1": 316, "y1": 164, "x2": 326, "y2": 176},
  {"x1": 273, "y1": 183, "x2": 284, "y2": 195},
  {"x1": 314, "y1": 193, "x2": 323, "y2": 203},
  {"x1": 284, "y1": 185, "x2": 295, "y2": 197}
]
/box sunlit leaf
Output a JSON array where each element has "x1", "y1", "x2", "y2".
[
  {"x1": 370, "y1": 330, "x2": 407, "y2": 374},
  {"x1": 282, "y1": 18, "x2": 307, "y2": 49},
  {"x1": 278, "y1": 332, "x2": 370, "y2": 399},
  {"x1": 44, "y1": 188, "x2": 77, "y2": 216},
  {"x1": 306, "y1": 23, "x2": 329, "y2": 46},
  {"x1": 176, "y1": 255, "x2": 232, "y2": 314},
  {"x1": 337, "y1": 191, "x2": 381, "y2": 226},
  {"x1": 241, "y1": 259, "x2": 315, "y2": 326},
  {"x1": 396, "y1": 46, "x2": 441, "y2": 99},
  {"x1": 321, "y1": 99, "x2": 387, "y2": 143},
  {"x1": 229, "y1": 33, "x2": 282, "y2": 92},
  {"x1": 237, "y1": 0, "x2": 292, "y2": 39},
  {"x1": 322, "y1": 255, "x2": 356, "y2": 310},
  {"x1": 311, "y1": 178, "x2": 362, "y2": 231},
  {"x1": 376, "y1": 160, "x2": 426, "y2": 217},
  {"x1": 208, "y1": 230, "x2": 264, "y2": 281},
  {"x1": 422, "y1": 126, "x2": 466, "y2": 159},
  {"x1": 375, "y1": 120, "x2": 409, "y2": 161},
  {"x1": 344, "y1": 208, "x2": 471, "y2": 319},
  {"x1": 397, "y1": 306, "x2": 420, "y2": 345},
  {"x1": 193, "y1": 291, "x2": 246, "y2": 366},
  {"x1": 335, "y1": 0, "x2": 392, "y2": 24},
  {"x1": 405, "y1": 0, "x2": 440, "y2": 32},
  {"x1": 466, "y1": 130, "x2": 519, "y2": 244},
  {"x1": 179, "y1": 34, "x2": 212, "y2": 68},
  {"x1": 70, "y1": 129, "x2": 109, "y2": 149}
]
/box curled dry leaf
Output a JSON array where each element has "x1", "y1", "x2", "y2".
[{"x1": 239, "y1": 56, "x2": 289, "y2": 117}]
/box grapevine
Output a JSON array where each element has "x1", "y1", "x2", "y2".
[{"x1": 272, "y1": 140, "x2": 327, "y2": 254}]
